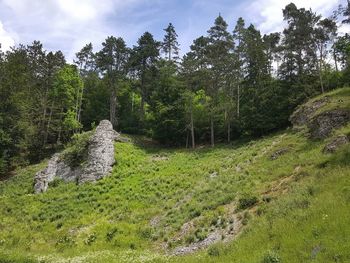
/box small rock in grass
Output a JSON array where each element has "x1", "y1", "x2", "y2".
[{"x1": 323, "y1": 135, "x2": 349, "y2": 153}]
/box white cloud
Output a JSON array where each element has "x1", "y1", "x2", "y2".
[
  {"x1": 245, "y1": 0, "x2": 343, "y2": 33},
  {"x1": 0, "y1": 0, "x2": 145, "y2": 60},
  {"x1": 0, "y1": 21, "x2": 15, "y2": 51}
]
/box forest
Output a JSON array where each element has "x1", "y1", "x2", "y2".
[{"x1": 0, "y1": 2, "x2": 350, "y2": 177}]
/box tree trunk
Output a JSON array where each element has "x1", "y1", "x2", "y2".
[
  {"x1": 319, "y1": 45, "x2": 324, "y2": 94},
  {"x1": 186, "y1": 129, "x2": 189, "y2": 149},
  {"x1": 333, "y1": 49, "x2": 338, "y2": 72},
  {"x1": 43, "y1": 102, "x2": 54, "y2": 146},
  {"x1": 227, "y1": 121, "x2": 231, "y2": 143},
  {"x1": 57, "y1": 107, "x2": 64, "y2": 145},
  {"x1": 210, "y1": 114, "x2": 214, "y2": 147},
  {"x1": 110, "y1": 87, "x2": 117, "y2": 128},
  {"x1": 237, "y1": 84, "x2": 240, "y2": 118},
  {"x1": 140, "y1": 74, "x2": 146, "y2": 123},
  {"x1": 77, "y1": 84, "x2": 84, "y2": 124},
  {"x1": 190, "y1": 109, "x2": 195, "y2": 149},
  {"x1": 131, "y1": 92, "x2": 134, "y2": 113}
]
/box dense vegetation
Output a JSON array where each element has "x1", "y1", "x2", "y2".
[
  {"x1": 0, "y1": 88, "x2": 349, "y2": 262},
  {"x1": 1, "y1": 3, "x2": 350, "y2": 177}
]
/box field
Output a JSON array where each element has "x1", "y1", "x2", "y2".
[{"x1": 1, "y1": 90, "x2": 350, "y2": 263}]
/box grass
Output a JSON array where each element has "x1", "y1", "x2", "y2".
[{"x1": 0, "y1": 88, "x2": 349, "y2": 263}]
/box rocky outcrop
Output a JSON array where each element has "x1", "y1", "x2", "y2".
[
  {"x1": 34, "y1": 120, "x2": 125, "y2": 193},
  {"x1": 290, "y1": 94, "x2": 350, "y2": 139},
  {"x1": 79, "y1": 120, "x2": 119, "y2": 183},
  {"x1": 323, "y1": 135, "x2": 349, "y2": 153},
  {"x1": 308, "y1": 110, "x2": 350, "y2": 139},
  {"x1": 290, "y1": 96, "x2": 329, "y2": 127}
]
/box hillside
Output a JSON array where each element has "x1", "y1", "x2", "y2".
[{"x1": 0, "y1": 88, "x2": 350, "y2": 263}]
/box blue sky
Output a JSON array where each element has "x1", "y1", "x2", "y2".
[{"x1": 0, "y1": 0, "x2": 347, "y2": 61}]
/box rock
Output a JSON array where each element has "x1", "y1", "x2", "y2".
[
  {"x1": 34, "y1": 120, "x2": 123, "y2": 193},
  {"x1": 79, "y1": 120, "x2": 120, "y2": 183},
  {"x1": 290, "y1": 96, "x2": 329, "y2": 127},
  {"x1": 209, "y1": 171, "x2": 218, "y2": 178},
  {"x1": 34, "y1": 154, "x2": 60, "y2": 193},
  {"x1": 323, "y1": 135, "x2": 349, "y2": 153},
  {"x1": 308, "y1": 110, "x2": 350, "y2": 139},
  {"x1": 270, "y1": 147, "x2": 290, "y2": 160}
]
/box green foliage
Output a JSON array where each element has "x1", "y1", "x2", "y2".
[
  {"x1": 0, "y1": 126, "x2": 350, "y2": 262},
  {"x1": 261, "y1": 251, "x2": 281, "y2": 263},
  {"x1": 238, "y1": 195, "x2": 259, "y2": 210},
  {"x1": 207, "y1": 245, "x2": 220, "y2": 257},
  {"x1": 84, "y1": 233, "x2": 97, "y2": 245},
  {"x1": 61, "y1": 131, "x2": 93, "y2": 167}
]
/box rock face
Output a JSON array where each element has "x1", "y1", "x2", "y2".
[
  {"x1": 79, "y1": 120, "x2": 119, "y2": 183},
  {"x1": 308, "y1": 110, "x2": 350, "y2": 139},
  {"x1": 290, "y1": 95, "x2": 350, "y2": 139},
  {"x1": 290, "y1": 97, "x2": 329, "y2": 127},
  {"x1": 323, "y1": 135, "x2": 349, "y2": 153},
  {"x1": 34, "y1": 120, "x2": 123, "y2": 193}
]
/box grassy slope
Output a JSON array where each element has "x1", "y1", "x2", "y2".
[{"x1": 0, "y1": 89, "x2": 350, "y2": 263}]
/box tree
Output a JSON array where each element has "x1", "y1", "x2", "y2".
[
  {"x1": 130, "y1": 32, "x2": 160, "y2": 125},
  {"x1": 342, "y1": 0, "x2": 350, "y2": 24},
  {"x1": 233, "y1": 17, "x2": 246, "y2": 118},
  {"x1": 149, "y1": 61, "x2": 186, "y2": 145},
  {"x1": 279, "y1": 3, "x2": 320, "y2": 104},
  {"x1": 313, "y1": 18, "x2": 337, "y2": 93},
  {"x1": 96, "y1": 36, "x2": 129, "y2": 128},
  {"x1": 52, "y1": 65, "x2": 83, "y2": 143},
  {"x1": 162, "y1": 23, "x2": 180, "y2": 61},
  {"x1": 206, "y1": 15, "x2": 234, "y2": 146},
  {"x1": 74, "y1": 43, "x2": 96, "y2": 127}
]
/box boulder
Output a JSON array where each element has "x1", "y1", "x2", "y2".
[
  {"x1": 270, "y1": 147, "x2": 290, "y2": 160},
  {"x1": 34, "y1": 120, "x2": 124, "y2": 193},
  {"x1": 308, "y1": 110, "x2": 350, "y2": 139},
  {"x1": 323, "y1": 135, "x2": 349, "y2": 153}
]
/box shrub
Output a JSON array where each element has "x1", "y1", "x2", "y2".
[
  {"x1": 185, "y1": 234, "x2": 195, "y2": 244},
  {"x1": 61, "y1": 131, "x2": 93, "y2": 167},
  {"x1": 208, "y1": 245, "x2": 220, "y2": 257},
  {"x1": 56, "y1": 235, "x2": 75, "y2": 249},
  {"x1": 106, "y1": 227, "x2": 118, "y2": 242},
  {"x1": 238, "y1": 195, "x2": 258, "y2": 210},
  {"x1": 84, "y1": 233, "x2": 97, "y2": 245},
  {"x1": 261, "y1": 251, "x2": 281, "y2": 263},
  {"x1": 139, "y1": 227, "x2": 153, "y2": 239},
  {"x1": 48, "y1": 178, "x2": 63, "y2": 188}
]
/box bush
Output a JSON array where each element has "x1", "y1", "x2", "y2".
[
  {"x1": 238, "y1": 195, "x2": 258, "y2": 210},
  {"x1": 61, "y1": 131, "x2": 93, "y2": 167},
  {"x1": 208, "y1": 245, "x2": 220, "y2": 257},
  {"x1": 48, "y1": 178, "x2": 63, "y2": 188},
  {"x1": 84, "y1": 233, "x2": 97, "y2": 245},
  {"x1": 261, "y1": 251, "x2": 281, "y2": 263},
  {"x1": 56, "y1": 235, "x2": 75, "y2": 250},
  {"x1": 106, "y1": 227, "x2": 118, "y2": 242}
]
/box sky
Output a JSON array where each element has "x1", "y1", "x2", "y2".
[{"x1": 0, "y1": 0, "x2": 348, "y2": 61}]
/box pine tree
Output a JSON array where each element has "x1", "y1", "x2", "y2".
[
  {"x1": 130, "y1": 32, "x2": 160, "y2": 124},
  {"x1": 96, "y1": 36, "x2": 129, "y2": 128},
  {"x1": 233, "y1": 17, "x2": 246, "y2": 118},
  {"x1": 162, "y1": 23, "x2": 180, "y2": 61},
  {"x1": 206, "y1": 15, "x2": 233, "y2": 146}
]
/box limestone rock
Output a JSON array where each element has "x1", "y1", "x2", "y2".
[
  {"x1": 79, "y1": 120, "x2": 119, "y2": 183},
  {"x1": 34, "y1": 120, "x2": 123, "y2": 193},
  {"x1": 270, "y1": 147, "x2": 290, "y2": 160},
  {"x1": 323, "y1": 135, "x2": 349, "y2": 153},
  {"x1": 290, "y1": 97, "x2": 329, "y2": 127},
  {"x1": 308, "y1": 110, "x2": 350, "y2": 139}
]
